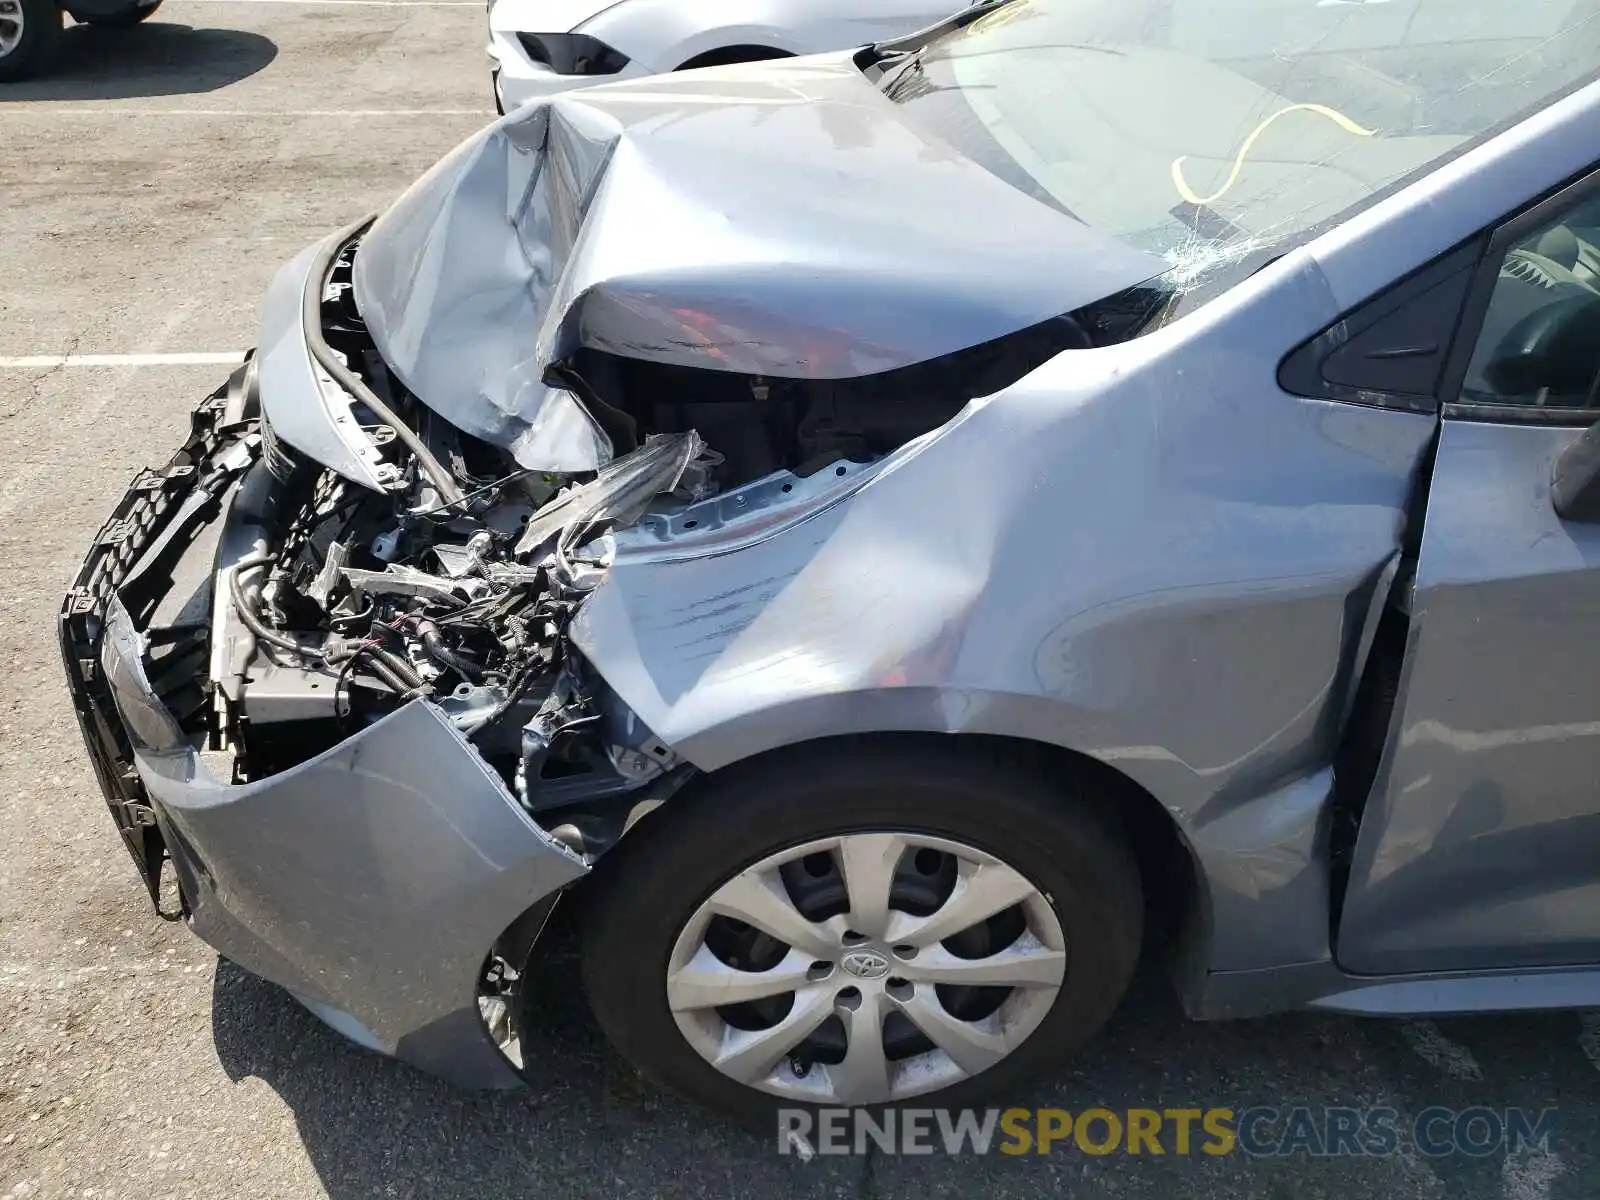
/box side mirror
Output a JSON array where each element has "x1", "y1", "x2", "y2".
[{"x1": 1552, "y1": 417, "x2": 1600, "y2": 521}]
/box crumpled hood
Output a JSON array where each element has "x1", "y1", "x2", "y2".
[{"x1": 351, "y1": 53, "x2": 1166, "y2": 469}]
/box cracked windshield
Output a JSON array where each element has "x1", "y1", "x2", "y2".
[{"x1": 885, "y1": 0, "x2": 1600, "y2": 312}]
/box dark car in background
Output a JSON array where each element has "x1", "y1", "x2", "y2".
[{"x1": 0, "y1": 0, "x2": 163, "y2": 81}]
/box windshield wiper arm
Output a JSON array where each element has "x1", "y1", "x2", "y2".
[{"x1": 877, "y1": 48, "x2": 925, "y2": 97}]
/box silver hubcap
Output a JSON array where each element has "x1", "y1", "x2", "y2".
[
  {"x1": 0, "y1": 0, "x2": 24, "y2": 57},
  {"x1": 666, "y1": 832, "x2": 1067, "y2": 1105}
]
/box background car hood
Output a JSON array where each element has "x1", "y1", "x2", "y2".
[{"x1": 351, "y1": 53, "x2": 1166, "y2": 467}]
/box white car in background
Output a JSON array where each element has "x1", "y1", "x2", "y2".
[{"x1": 487, "y1": 0, "x2": 959, "y2": 111}]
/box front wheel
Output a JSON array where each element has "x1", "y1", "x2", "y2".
[
  {"x1": 0, "y1": 0, "x2": 62, "y2": 83},
  {"x1": 81, "y1": 0, "x2": 158, "y2": 25},
  {"x1": 580, "y1": 742, "x2": 1143, "y2": 1120}
]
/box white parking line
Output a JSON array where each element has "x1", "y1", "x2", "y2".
[
  {"x1": 0, "y1": 352, "x2": 245, "y2": 368},
  {"x1": 31, "y1": 108, "x2": 489, "y2": 116}
]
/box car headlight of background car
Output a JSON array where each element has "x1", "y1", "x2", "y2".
[{"x1": 515, "y1": 32, "x2": 629, "y2": 75}]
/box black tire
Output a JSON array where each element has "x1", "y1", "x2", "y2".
[
  {"x1": 0, "y1": 0, "x2": 62, "y2": 83},
  {"x1": 580, "y1": 739, "x2": 1143, "y2": 1124},
  {"x1": 81, "y1": 0, "x2": 158, "y2": 25}
]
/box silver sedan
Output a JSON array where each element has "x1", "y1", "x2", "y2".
[{"x1": 61, "y1": 0, "x2": 1600, "y2": 1118}]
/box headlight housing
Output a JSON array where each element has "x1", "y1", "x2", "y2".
[{"x1": 515, "y1": 32, "x2": 630, "y2": 75}]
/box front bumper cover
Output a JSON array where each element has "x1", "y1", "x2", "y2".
[{"x1": 60, "y1": 384, "x2": 589, "y2": 1088}]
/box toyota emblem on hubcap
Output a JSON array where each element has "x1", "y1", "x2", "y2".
[{"x1": 840, "y1": 949, "x2": 891, "y2": 980}]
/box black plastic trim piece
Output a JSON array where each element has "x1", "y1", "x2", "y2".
[
  {"x1": 1440, "y1": 400, "x2": 1597, "y2": 428},
  {"x1": 1278, "y1": 239, "x2": 1483, "y2": 413},
  {"x1": 58, "y1": 383, "x2": 250, "y2": 902},
  {"x1": 304, "y1": 218, "x2": 465, "y2": 505}
]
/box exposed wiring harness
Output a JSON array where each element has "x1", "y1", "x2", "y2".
[{"x1": 228, "y1": 552, "x2": 429, "y2": 699}]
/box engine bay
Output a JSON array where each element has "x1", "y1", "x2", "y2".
[{"x1": 221, "y1": 413, "x2": 710, "y2": 832}]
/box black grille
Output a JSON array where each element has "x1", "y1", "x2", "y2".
[{"x1": 59, "y1": 384, "x2": 255, "y2": 903}]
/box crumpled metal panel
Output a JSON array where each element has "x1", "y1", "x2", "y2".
[
  {"x1": 514, "y1": 430, "x2": 703, "y2": 559},
  {"x1": 350, "y1": 53, "x2": 1166, "y2": 469},
  {"x1": 101, "y1": 596, "x2": 587, "y2": 1086},
  {"x1": 257, "y1": 238, "x2": 392, "y2": 491}
]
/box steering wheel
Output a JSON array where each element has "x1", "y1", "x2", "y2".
[{"x1": 1483, "y1": 280, "x2": 1600, "y2": 403}]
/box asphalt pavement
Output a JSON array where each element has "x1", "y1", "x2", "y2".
[{"x1": 2, "y1": 7, "x2": 1598, "y2": 1195}]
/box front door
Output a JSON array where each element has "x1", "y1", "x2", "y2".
[{"x1": 1337, "y1": 176, "x2": 1600, "y2": 974}]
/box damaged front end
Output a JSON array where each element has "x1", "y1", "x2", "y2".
[
  {"x1": 56, "y1": 234, "x2": 744, "y2": 1085},
  {"x1": 59, "y1": 55, "x2": 1180, "y2": 1084},
  {"x1": 60, "y1": 204, "x2": 1030, "y2": 1082}
]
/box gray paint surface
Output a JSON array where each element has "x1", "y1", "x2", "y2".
[
  {"x1": 18, "y1": 6, "x2": 1600, "y2": 1191},
  {"x1": 566, "y1": 72, "x2": 1600, "y2": 988},
  {"x1": 572, "y1": 263, "x2": 1435, "y2": 975}
]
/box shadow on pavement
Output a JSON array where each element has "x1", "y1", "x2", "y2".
[
  {"x1": 210, "y1": 946, "x2": 864, "y2": 1200},
  {"x1": 2, "y1": 22, "x2": 276, "y2": 100},
  {"x1": 212, "y1": 950, "x2": 1597, "y2": 1200}
]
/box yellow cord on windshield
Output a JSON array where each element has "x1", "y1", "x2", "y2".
[
  {"x1": 964, "y1": 0, "x2": 1032, "y2": 37},
  {"x1": 1171, "y1": 103, "x2": 1376, "y2": 207}
]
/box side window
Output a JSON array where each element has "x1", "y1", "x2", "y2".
[{"x1": 1460, "y1": 196, "x2": 1600, "y2": 411}]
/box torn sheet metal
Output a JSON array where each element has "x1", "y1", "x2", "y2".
[
  {"x1": 350, "y1": 54, "x2": 1166, "y2": 470},
  {"x1": 515, "y1": 431, "x2": 703, "y2": 576},
  {"x1": 343, "y1": 564, "x2": 484, "y2": 603}
]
